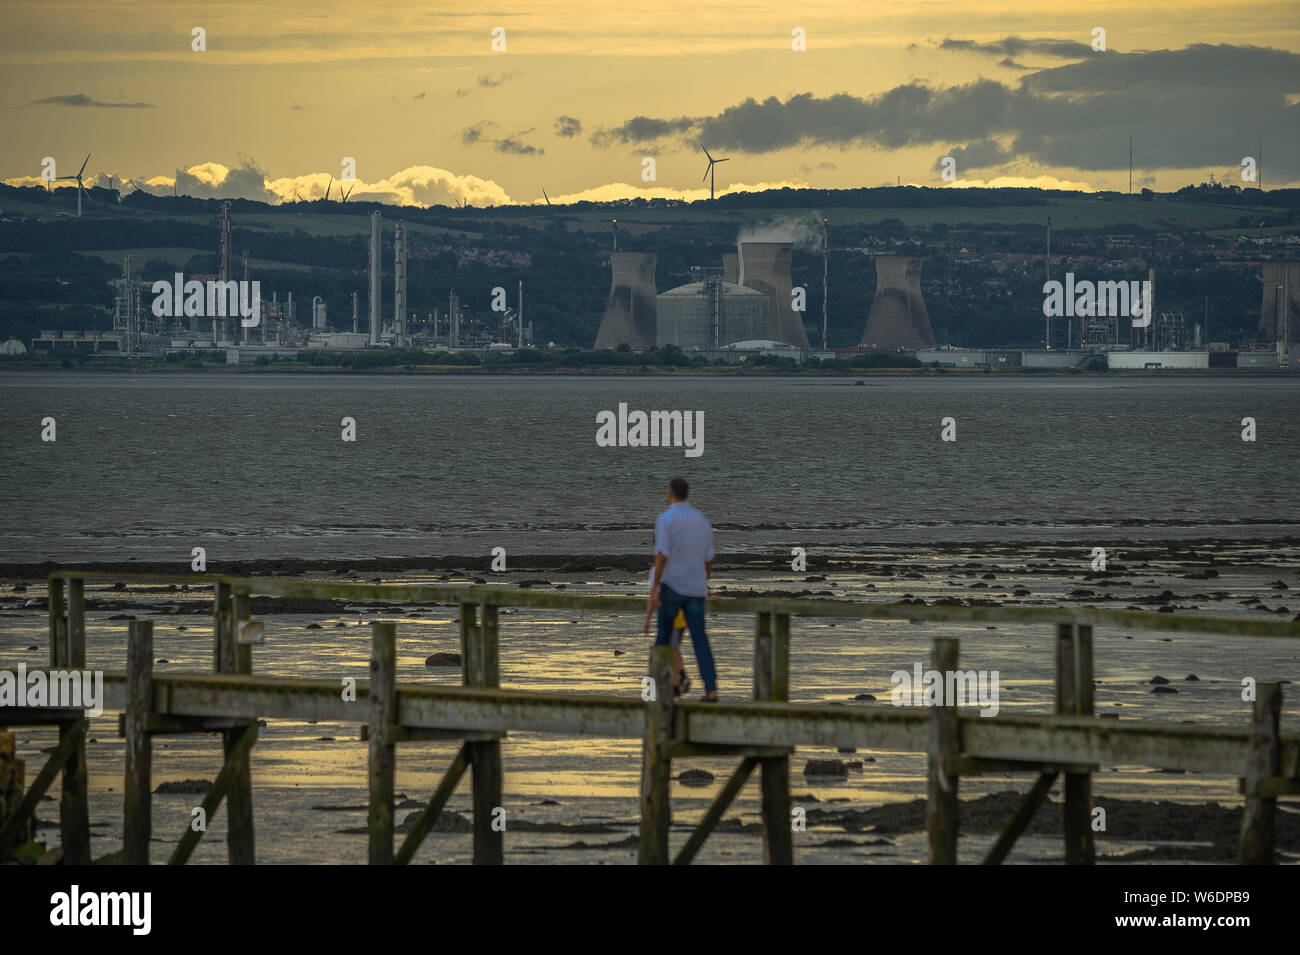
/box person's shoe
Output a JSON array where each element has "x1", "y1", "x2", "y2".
[
  {"x1": 700, "y1": 693, "x2": 719, "y2": 703},
  {"x1": 678, "y1": 671, "x2": 692, "y2": 694}
]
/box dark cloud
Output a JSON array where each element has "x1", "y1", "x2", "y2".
[
  {"x1": 586, "y1": 44, "x2": 1300, "y2": 178},
  {"x1": 590, "y1": 115, "x2": 696, "y2": 148},
  {"x1": 289, "y1": 103, "x2": 304, "y2": 111},
  {"x1": 29, "y1": 93, "x2": 155, "y2": 109},
  {"x1": 495, "y1": 136, "x2": 544, "y2": 156},
  {"x1": 940, "y1": 139, "x2": 1015, "y2": 171},
  {"x1": 460, "y1": 121, "x2": 543, "y2": 156},
  {"x1": 478, "y1": 72, "x2": 519, "y2": 88},
  {"x1": 554, "y1": 115, "x2": 582, "y2": 138},
  {"x1": 173, "y1": 155, "x2": 274, "y2": 201},
  {"x1": 460, "y1": 122, "x2": 492, "y2": 145},
  {"x1": 939, "y1": 36, "x2": 1093, "y2": 60},
  {"x1": 413, "y1": 91, "x2": 426, "y2": 101}
]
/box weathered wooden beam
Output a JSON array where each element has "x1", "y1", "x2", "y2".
[
  {"x1": 756, "y1": 612, "x2": 793, "y2": 865},
  {"x1": 86, "y1": 673, "x2": 1300, "y2": 777},
  {"x1": 0, "y1": 719, "x2": 83, "y2": 859},
  {"x1": 213, "y1": 581, "x2": 232, "y2": 674},
  {"x1": 1239, "y1": 682, "x2": 1281, "y2": 865},
  {"x1": 223, "y1": 588, "x2": 255, "y2": 865},
  {"x1": 368, "y1": 622, "x2": 396, "y2": 865},
  {"x1": 927, "y1": 637, "x2": 960, "y2": 865},
  {"x1": 167, "y1": 724, "x2": 259, "y2": 866},
  {"x1": 466, "y1": 603, "x2": 502, "y2": 865},
  {"x1": 117, "y1": 713, "x2": 249, "y2": 735},
  {"x1": 48, "y1": 576, "x2": 65, "y2": 668},
  {"x1": 753, "y1": 612, "x2": 772, "y2": 700},
  {"x1": 674, "y1": 757, "x2": 759, "y2": 866},
  {"x1": 394, "y1": 744, "x2": 470, "y2": 865},
  {"x1": 124, "y1": 621, "x2": 153, "y2": 865},
  {"x1": 66, "y1": 578, "x2": 85, "y2": 668},
  {"x1": 49, "y1": 571, "x2": 1300, "y2": 638},
  {"x1": 1057, "y1": 623, "x2": 1095, "y2": 865},
  {"x1": 459, "y1": 603, "x2": 477, "y2": 689},
  {"x1": 468, "y1": 741, "x2": 502, "y2": 865},
  {"x1": 639, "y1": 644, "x2": 676, "y2": 865},
  {"x1": 983, "y1": 772, "x2": 1058, "y2": 865}
]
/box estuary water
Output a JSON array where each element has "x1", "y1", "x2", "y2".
[{"x1": 0, "y1": 371, "x2": 1296, "y2": 563}]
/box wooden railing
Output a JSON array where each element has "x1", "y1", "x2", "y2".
[{"x1": 0, "y1": 571, "x2": 1296, "y2": 865}]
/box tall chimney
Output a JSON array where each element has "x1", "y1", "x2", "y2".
[
  {"x1": 394, "y1": 221, "x2": 407, "y2": 348},
  {"x1": 368, "y1": 211, "x2": 382, "y2": 346}
]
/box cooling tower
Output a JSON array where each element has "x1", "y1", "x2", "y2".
[
  {"x1": 594, "y1": 252, "x2": 657, "y2": 350},
  {"x1": 1259, "y1": 261, "x2": 1300, "y2": 343},
  {"x1": 861, "y1": 255, "x2": 935, "y2": 349},
  {"x1": 739, "y1": 242, "x2": 809, "y2": 348},
  {"x1": 656, "y1": 281, "x2": 767, "y2": 349},
  {"x1": 721, "y1": 253, "x2": 739, "y2": 284}
]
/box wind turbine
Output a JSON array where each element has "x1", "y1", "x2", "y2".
[
  {"x1": 326, "y1": 177, "x2": 334, "y2": 201},
  {"x1": 541, "y1": 186, "x2": 552, "y2": 207},
  {"x1": 699, "y1": 144, "x2": 729, "y2": 201},
  {"x1": 55, "y1": 153, "x2": 91, "y2": 217},
  {"x1": 341, "y1": 182, "x2": 355, "y2": 203}
]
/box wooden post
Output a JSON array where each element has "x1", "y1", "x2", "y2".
[
  {"x1": 1057, "y1": 623, "x2": 1095, "y2": 864},
  {"x1": 57, "y1": 576, "x2": 90, "y2": 865},
  {"x1": 757, "y1": 613, "x2": 793, "y2": 865},
  {"x1": 752, "y1": 612, "x2": 772, "y2": 700},
  {"x1": 67, "y1": 579, "x2": 85, "y2": 669},
  {"x1": 221, "y1": 588, "x2": 255, "y2": 864},
  {"x1": 638, "y1": 644, "x2": 676, "y2": 864},
  {"x1": 124, "y1": 620, "x2": 153, "y2": 865},
  {"x1": 467, "y1": 603, "x2": 503, "y2": 865},
  {"x1": 48, "y1": 576, "x2": 65, "y2": 668},
  {"x1": 213, "y1": 581, "x2": 233, "y2": 674},
  {"x1": 368, "y1": 621, "x2": 396, "y2": 864},
  {"x1": 459, "y1": 603, "x2": 477, "y2": 687},
  {"x1": 927, "y1": 636, "x2": 960, "y2": 864},
  {"x1": 1238, "y1": 682, "x2": 1281, "y2": 865}
]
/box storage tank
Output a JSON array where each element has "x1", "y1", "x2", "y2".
[
  {"x1": 656, "y1": 281, "x2": 767, "y2": 349},
  {"x1": 594, "y1": 252, "x2": 658, "y2": 350},
  {"x1": 721, "y1": 253, "x2": 739, "y2": 284},
  {"x1": 861, "y1": 255, "x2": 935, "y2": 350},
  {"x1": 739, "y1": 242, "x2": 809, "y2": 348}
]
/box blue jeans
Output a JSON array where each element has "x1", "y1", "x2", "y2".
[{"x1": 654, "y1": 583, "x2": 717, "y2": 694}]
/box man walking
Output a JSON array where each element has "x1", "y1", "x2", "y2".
[{"x1": 643, "y1": 477, "x2": 719, "y2": 702}]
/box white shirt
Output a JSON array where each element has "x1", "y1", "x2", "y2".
[{"x1": 653, "y1": 501, "x2": 714, "y2": 598}]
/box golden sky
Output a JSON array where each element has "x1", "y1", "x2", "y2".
[{"x1": 3, "y1": 1, "x2": 1298, "y2": 205}]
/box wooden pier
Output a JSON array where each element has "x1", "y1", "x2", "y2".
[{"x1": 2, "y1": 571, "x2": 1299, "y2": 865}]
